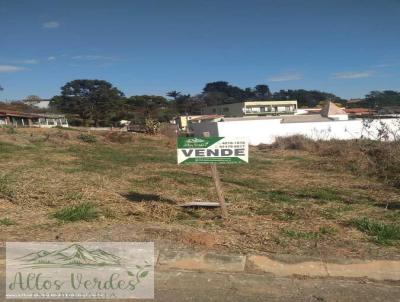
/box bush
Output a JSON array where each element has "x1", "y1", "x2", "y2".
[
  {"x1": 0, "y1": 174, "x2": 14, "y2": 199},
  {"x1": 262, "y1": 135, "x2": 315, "y2": 151},
  {"x1": 144, "y1": 118, "x2": 161, "y2": 135},
  {"x1": 261, "y1": 135, "x2": 400, "y2": 189},
  {"x1": 352, "y1": 217, "x2": 400, "y2": 245},
  {"x1": 77, "y1": 133, "x2": 97, "y2": 143},
  {"x1": 0, "y1": 217, "x2": 15, "y2": 226},
  {"x1": 53, "y1": 202, "x2": 98, "y2": 222},
  {"x1": 3, "y1": 126, "x2": 17, "y2": 135}
]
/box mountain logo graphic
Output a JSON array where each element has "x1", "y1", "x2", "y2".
[{"x1": 16, "y1": 244, "x2": 122, "y2": 268}]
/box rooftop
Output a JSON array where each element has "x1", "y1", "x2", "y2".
[
  {"x1": 320, "y1": 102, "x2": 347, "y2": 117},
  {"x1": 190, "y1": 114, "x2": 223, "y2": 121},
  {"x1": 223, "y1": 115, "x2": 340, "y2": 123}
]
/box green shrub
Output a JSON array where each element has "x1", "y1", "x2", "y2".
[
  {"x1": 5, "y1": 126, "x2": 17, "y2": 135},
  {"x1": 352, "y1": 217, "x2": 400, "y2": 245},
  {"x1": 77, "y1": 133, "x2": 97, "y2": 143},
  {"x1": 281, "y1": 229, "x2": 319, "y2": 240},
  {"x1": 53, "y1": 202, "x2": 98, "y2": 222},
  {"x1": 0, "y1": 174, "x2": 14, "y2": 199},
  {"x1": 0, "y1": 217, "x2": 15, "y2": 226}
]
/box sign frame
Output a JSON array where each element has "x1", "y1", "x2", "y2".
[{"x1": 177, "y1": 137, "x2": 248, "y2": 165}]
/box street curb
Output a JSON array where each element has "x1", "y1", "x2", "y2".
[
  {"x1": 157, "y1": 250, "x2": 246, "y2": 272},
  {"x1": 155, "y1": 251, "x2": 400, "y2": 281},
  {"x1": 0, "y1": 247, "x2": 399, "y2": 281}
]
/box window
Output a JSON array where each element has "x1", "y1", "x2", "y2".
[{"x1": 223, "y1": 107, "x2": 229, "y2": 112}]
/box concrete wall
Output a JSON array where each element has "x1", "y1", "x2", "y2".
[{"x1": 192, "y1": 118, "x2": 399, "y2": 145}]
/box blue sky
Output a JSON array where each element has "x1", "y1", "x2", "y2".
[{"x1": 0, "y1": 0, "x2": 399, "y2": 100}]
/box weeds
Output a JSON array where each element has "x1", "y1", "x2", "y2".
[
  {"x1": 282, "y1": 226, "x2": 336, "y2": 240},
  {"x1": 281, "y1": 229, "x2": 319, "y2": 240},
  {"x1": 297, "y1": 188, "x2": 340, "y2": 202},
  {"x1": 77, "y1": 133, "x2": 97, "y2": 143},
  {"x1": 262, "y1": 135, "x2": 400, "y2": 189},
  {"x1": 5, "y1": 126, "x2": 17, "y2": 135},
  {"x1": 0, "y1": 217, "x2": 15, "y2": 226},
  {"x1": 53, "y1": 202, "x2": 98, "y2": 222},
  {"x1": 0, "y1": 174, "x2": 14, "y2": 199},
  {"x1": 352, "y1": 217, "x2": 400, "y2": 245}
]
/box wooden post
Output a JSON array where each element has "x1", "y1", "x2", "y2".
[
  {"x1": 203, "y1": 132, "x2": 228, "y2": 219},
  {"x1": 210, "y1": 164, "x2": 228, "y2": 218}
]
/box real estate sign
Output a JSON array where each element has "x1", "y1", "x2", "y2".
[{"x1": 177, "y1": 137, "x2": 248, "y2": 164}]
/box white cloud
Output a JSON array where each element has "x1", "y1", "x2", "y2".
[
  {"x1": 42, "y1": 21, "x2": 60, "y2": 29},
  {"x1": 332, "y1": 71, "x2": 373, "y2": 79},
  {"x1": 47, "y1": 56, "x2": 56, "y2": 61},
  {"x1": 267, "y1": 72, "x2": 303, "y2": 82},
  {"x1": 18, "y1": 59, "x2": 39, "y2": 64},
  {"x1": 0, "y1": 65, "x2": 27, "y2": 73},
  {"x1": 71, "y1": 55, "x2": 117, "y2": 61}
]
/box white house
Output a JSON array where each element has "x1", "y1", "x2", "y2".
[{"x1": 191, "y1": 102, "x2": 398, "y2": 145}]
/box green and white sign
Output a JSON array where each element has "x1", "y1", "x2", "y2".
[{"x1": 177, "y1": 137, "x2": 248, "y2": 164}]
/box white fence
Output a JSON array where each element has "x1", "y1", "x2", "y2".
[{"x1": 192, "y1": 118, "x2": 400, "y2": 145}]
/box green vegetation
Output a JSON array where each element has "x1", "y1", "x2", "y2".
[
  {"x1": 5, "y1": 126, "x2": 17, "y2": 135},
  {"x1": 0, "y1": 174, "x2": 14, "y2": 199},
  {"x1": 0, "y1": 142, "x2": 22, "y2": 154},
  {"x1": 0, "y1": 217, "x2": 15, "y2": 226},
  {"x1": 281, "y1": 229, "x2": 320, "y2": 240},
  {"x1": 53, "y1": 202, "x2": 99, "y2": 222},
  {"x1": 77, "y1": 133, "x2": 97, "y2": 143},
  {"x1": 282, "y1": 226, "x2": 336, "y2": 240},
  {"x1": 352, "y1": 217, "x2": 400, "y2": 245},
  {"x1": 297, "y1": 188, "x2": 340, "y2": 202}
]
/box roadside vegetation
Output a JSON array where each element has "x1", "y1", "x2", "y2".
[
  {"x1": 0, "y1": 127, "x2": 399, "y2": 259},
  {"x1": 53, "y1": 202, "x2": 98, "y2": 222},
  {"x1": 262, "y1": 134, "x2": 400, "y2": 188}
]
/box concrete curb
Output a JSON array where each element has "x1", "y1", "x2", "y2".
[
  {"x1": 0, "y1": 247, "x2": 399, "y2": 281},
  {"x1": 156, "y1": 250, "x2": 400, "y2": 281},
  {"x1": 158, "y1": 250, "x2": 246, "y2": 272}
]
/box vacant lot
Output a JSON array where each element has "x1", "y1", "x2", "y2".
[{"x1": 0, "y1": 127, "x2": 399, "y2": 259}]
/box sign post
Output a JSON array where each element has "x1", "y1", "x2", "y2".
[
  {"x1": 210, "y1": 163, "x2": 228, "y2": 218},
  {"x1": 177, "y1": 136, "x2": 248, "y2": 218}
]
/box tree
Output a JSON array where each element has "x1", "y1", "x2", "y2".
[
  {"x1": 365, "y1": 90, "x2": 400, "y2": 108},
  {"x1": 126, "y1": 95, "x2": 172, "y2": 122},
  {"x1": 51, "y1": 79, "x2": 124, "y2": 126},
  {"x1": 272, "y1": 89, "x2": 344, "y2": 108},
  {"x1": 254, "y1": 84, "x2": 272, "y2": 98},
  {"x1": 24, "y1": 95, "x2": 42, "y2": 104},
  {"x1": 166, "y1": 91, "x2": 181, "y2": 100},
  {"x1": 202, "y1": 81, "x2": 255, "y2": 106}
]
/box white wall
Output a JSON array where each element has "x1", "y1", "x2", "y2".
[{"x1": 192, "y1": 118, "x2": 399, "y2": 145}]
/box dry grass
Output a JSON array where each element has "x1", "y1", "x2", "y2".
[
  {"x1": 0, "y1": 128, "x2": 399, "y2": 259},
  {"x1": 263, "y1": 135, "x2": 400, "y2": 188}
]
